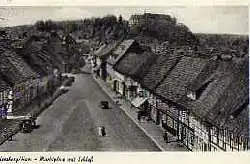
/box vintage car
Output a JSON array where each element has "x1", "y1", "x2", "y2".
[
  {"x1": 20, "y1": 117, "x2": 36, "y2": 133},
  {"x1": 100, "y1": 101, "x2": 109, "y2": 109}
]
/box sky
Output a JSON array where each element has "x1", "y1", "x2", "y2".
[{"x1": 0, "y1": 6, "x2": 248, "y2": 35}]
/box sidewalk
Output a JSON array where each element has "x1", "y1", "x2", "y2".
[
  {"x1": 92, "y1": 75, "x2": 187, "y2": 151},
  {"x1": 0, "y1": 78, "x2": 72, "y2": 145}
]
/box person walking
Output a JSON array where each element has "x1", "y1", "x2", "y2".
[
  {"x1": 101, "y1": 126, "x2": 106, "y2": 136},
  {"x1": 163, "y1": 130, "x2": 168, "y2": 143},
  {"x1": 137, "y1": 111, "x2": 141, "y2": 122}
]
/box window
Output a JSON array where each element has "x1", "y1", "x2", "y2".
[
  {"x1": 218, "y1": 129, "x2": 224, "y2": 148},
  {"x1": 173, "y1": 120, "x2": 178, "y2": 130},
  {"x1": 225, "y1": 130, "x2": 230, "y2": 144},
  {"x1": 167, "y1": 116, "x2": 173, "y2": 128},
  {"x1": 162, "y1": 114, "x2": 167, "y2": 124},
  {"x1": 189, "y1": 131, "x2": 194, "y2": 146},
  {"x1": 138, "y1": 90, "x2": 143, "y2": 97},
  {"x1": 187, "y1": 91, "x2": 196, "y2": 100},
  {"x1": 211, "y1": 126, "x2": 219, "y2": 144},
  {"x1": 180, "y1": 111, "x2": 187, "y2": 123}
]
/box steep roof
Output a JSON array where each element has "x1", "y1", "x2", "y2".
[
  {"x1": 21, "y1": 40, "x2": 53, "y2": 76},
  {"x1": 94, "y1": 42, "x2": 117, "y2": 59},
  {"x1": 141, "y1": 51, "x2": 183, "y2": 91},
  {"x1": 156, "y1": 56, "x2": 210, "y2": 102},
  {"x1": 179, "y1": 57, "x2": 249, "y2": 137},
  {"x1": 113, "y1": 51, "x2": 157, "y2": 82},
  {"x1": 0, "y1": 77, "x2": 9, "y2": 91},
  {"x1": 4, "y1": 50, "x2": 38, "y2": 78},
  {"x1": 0, "y1": 51, "x2": 38, "y2": 85},
  {"x1": 0, "y1": 52, "x2": 27, "y2": 85},
  {"x1": 112, "y1": 39, "x2": 135, "y2": 57},
  {"x1": 130, "y1": 51, "x2": 158, "y2": 82}
]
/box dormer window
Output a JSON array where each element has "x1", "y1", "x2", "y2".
[
  {"x1": 187, "y1": 91, "x2": 196, "y2": 100},
  {"x1": 192, "y1": 78, "x2": 214, "y2": 100}
]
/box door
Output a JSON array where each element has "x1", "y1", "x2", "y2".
[{"x1": 113, "y1": 80, "x2": 117, "y2": 92}]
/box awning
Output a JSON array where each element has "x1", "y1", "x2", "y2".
[{"x1": 131, "y1": 97, "x2": 148, "y2": 108}]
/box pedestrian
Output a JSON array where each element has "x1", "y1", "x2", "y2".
[
  {"x1": 98, "y1": 126, "x2": 102, "y2": 136},
  {"x1": 163, "y1": 131, "x2": 168, "y2": 143},
  {"x1": 8, "y1": 129, "x2": 13, "y2": 141},
  {"x1": 137, "y1": 112, "x2": 141, "y2": 122},
  {"x1": 101, "y1": 126, "x2": 106, "y2": 136}
]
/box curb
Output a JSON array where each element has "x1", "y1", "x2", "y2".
[{"x1": 92, "y1": 75, "x2": 164, "y2": 151}]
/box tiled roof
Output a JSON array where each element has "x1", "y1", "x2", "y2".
[
  {"x1": 112, "y1": 39, "x2": 135, "y2": 57},
  {"x1": 131, "y1": 51, "x2": 158, "y2": 82},
  {"x1": 113, "y1": 51, "x2": 157, "y2": 82},
  {"x1": 0, "y1": 78, "x2": 9, "y2": 91},
  {"x1": 141, "y1": 51, "x2": 183, "y2": 91},
  {"x1": 0, "y1": 53, "x2": 25, "y2": 85},
  {"x1": 21, "y1": 40, "x2": 53, "y2": 76},
  {"x1": 94, "y1": 42, "x2": 117, "y2": 59},
  {"x1": 223, "y1": 102, "x2": 249, "y2": 137},
  {"x1": 156, "y1": 56, "x2": 210, "y2": 102},
  {"x1": 0, "y1": 51, "x2": 38, "y2": 85},
  {"x1": 4, "y1": 50, "x2": 38, "y2": 79},
  {"x1": 179, "y1": 57, "x2": 249, "y2": 137}
]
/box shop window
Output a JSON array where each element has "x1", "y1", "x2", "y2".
[
  {"x1": 167, "y1": 115, "x2": 173, "y2": 128},
  {"x1": 173, "y1": 120, "x2": 178, "y2": 130},
  {"x1": 189, "y1": 132, "x2": 194, "y2": 146}
]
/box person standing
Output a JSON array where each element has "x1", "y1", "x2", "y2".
[{"x1": 163, "y1": 130, "x2": 168, "y2": 143}]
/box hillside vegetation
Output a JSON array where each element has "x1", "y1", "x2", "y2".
[{"x1": 129, "y1": 13, "x2": 199, "y2": 46}]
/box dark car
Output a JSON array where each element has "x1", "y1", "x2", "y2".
[
  {"x1": 69, "y1": 76, "x2": 75, "y2": 82},
  {"x1": 20, "y1": 118, "x2": 36, "y2": 133},
  {"x1": 100, "y1": 101, "x2": 109, "y2": 109},
  {"x1": 65, "y1": 77, "x2": 75, "y2": 86}
]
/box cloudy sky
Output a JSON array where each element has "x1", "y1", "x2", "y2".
[{"x1": 0, "y1": 6, "x2": 248, "y2": 35}]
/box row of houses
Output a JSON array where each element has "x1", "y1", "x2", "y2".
[
  {"x1": 0, "y1": 30, "x2": 63, "y2": 118},
  {"x1": 92, "y1": 39, "x2": 249, "y2": 151}
]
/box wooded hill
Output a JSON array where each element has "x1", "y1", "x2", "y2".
[{"x1": 128, "y1": 13, "x2": 200, "y2": 46}]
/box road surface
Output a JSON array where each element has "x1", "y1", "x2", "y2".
[{"x1": 0, "y1": 73, "x2": 160, "y2": 151}]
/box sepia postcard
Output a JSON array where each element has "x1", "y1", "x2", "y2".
[{"x1": 0, "y1": 0, "x2": 249, "y2": 164}]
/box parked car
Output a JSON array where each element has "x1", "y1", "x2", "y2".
[
  {"x1": 20, "y1": 116, "x2": 36, "y2": 133},
  {"x1": 20, "y1": 119, "x2": 33, "y2": 133},
  {"x1": 100, "y1": 101, "x2": 109, "y2": 109}
]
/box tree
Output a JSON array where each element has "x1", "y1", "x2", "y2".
[
  {"x1": 35, "y1": 20, "x2": 45, "y2": 31},
  {"x1": 118, "y1": 15, "x2": 123, "y2": 24},
  {"x1": 44, "y1": 20, "x2": 53, "y2": 31}
]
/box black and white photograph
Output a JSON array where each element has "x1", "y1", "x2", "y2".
[{"x1": 0, "y1": 5, "x2": 249, "y2": 152}]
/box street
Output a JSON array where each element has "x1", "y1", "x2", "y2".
[{"x1": 0, "y1": 72, "x2": 160, "y2": 151}]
